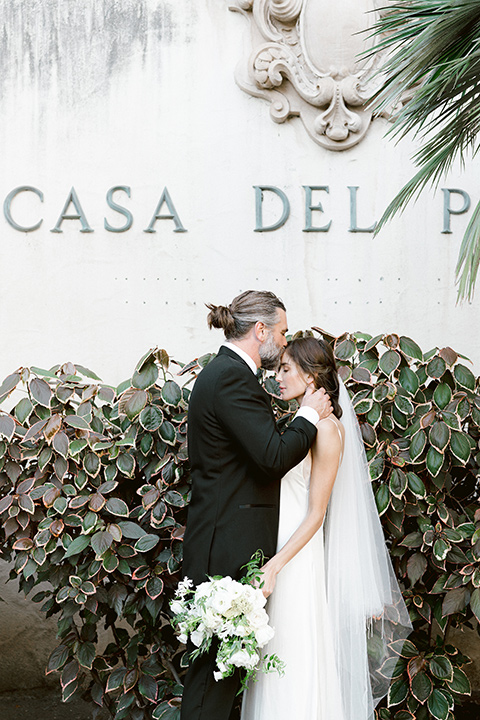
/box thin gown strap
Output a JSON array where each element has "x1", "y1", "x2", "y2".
[{"x1": 321, "y1": 416, "x2": 344, "y2": 464}]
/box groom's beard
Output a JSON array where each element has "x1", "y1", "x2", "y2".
[{"x1": 259, "y1": 332, "x2": 284, "y2": 370}]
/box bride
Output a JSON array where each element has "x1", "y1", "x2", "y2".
[{"x1": 241, "y1": 336, "x2": 411, "y2": 720}]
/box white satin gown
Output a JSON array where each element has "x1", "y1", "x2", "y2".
[{"x1": 241, "y1": 452, "x2": 346, "y2": 720}]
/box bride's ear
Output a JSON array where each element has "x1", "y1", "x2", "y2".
[{"x1": 305, "y1": 374, "x2": 315, "y2": 387}]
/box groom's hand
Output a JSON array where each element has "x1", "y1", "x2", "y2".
[{"x1": 301, "y1": 385, "x2": 332, "y2": 420}]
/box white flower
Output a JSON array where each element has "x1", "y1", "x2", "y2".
[
  {"x1": 176, "y1": 577, "x2": 193, "y2": 598},
  {"x1": 178, "y1": 633, "x2": 188, "y2": 644},
  {"x1": 201, "y1": 607, "x2": 224, "y2": 632},
  {"x1": 191, "y1": 626, "x2": 206, "y2": 647},
  {"x1": 245, "y1": 608, "x2": 269, "y2": 630},
  {"x1": 170, "y1": 600, "x2": 184, "y2": 615},
  {"x1": 254, "y1": 623, "x2": 275, "y2": 646},
  {"x1": 213, "y1": 670, "x2": 224, "y2": 682},
  {"x1": 230, "y1": 649, "x2": 259, "y2": 670}
]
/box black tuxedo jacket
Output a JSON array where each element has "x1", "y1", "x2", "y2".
[{"x1": 182, "y1": 345, "x2": 317, "y2": 585}]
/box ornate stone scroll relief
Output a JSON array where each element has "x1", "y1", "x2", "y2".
[{"x1": 229, "y1": 0, "x2": 388, "y2": 150}]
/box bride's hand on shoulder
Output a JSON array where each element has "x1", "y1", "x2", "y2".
[{"x1": 301, "y1": 384, "x2": 332, "y2": 420}]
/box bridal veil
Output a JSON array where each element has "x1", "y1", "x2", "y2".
[{"x1": 324, "y1": 379, "x2": 412, "y2": 720}]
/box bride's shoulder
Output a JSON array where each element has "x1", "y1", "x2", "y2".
[{"x1": 315, "y1": 415, "x2": 344, "y2": 448}]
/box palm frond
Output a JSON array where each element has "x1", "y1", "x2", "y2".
[{"x1": 367, "y1": 0, "x2": 480, "y2": 301}]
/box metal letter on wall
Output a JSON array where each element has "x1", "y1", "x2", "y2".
[{"x1": 229, "y1": 0, "x2": 388, "y2": 151}]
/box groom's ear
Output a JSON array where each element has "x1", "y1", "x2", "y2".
[{"x1": 254, "y1": 321, "x2": 267, "y2": 342}]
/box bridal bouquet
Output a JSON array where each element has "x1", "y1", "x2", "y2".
[{"x1": 170, "y1": 553, "x2": 284, "y2": 689}]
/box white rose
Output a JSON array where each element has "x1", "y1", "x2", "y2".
[
  {"x1": 195, "y1": 581, "x2": 211, "y2": 598},
  {"x1": 255, "y1": 624, "x2": 275, "y2": 646},
  {"x1": 201, "y1": 607, "x2": 223, "y2": 631},
  {"x1": 246, "y1": 608, "x2": 269, "y2": 630}
]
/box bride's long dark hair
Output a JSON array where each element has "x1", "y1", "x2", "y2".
[{"x1": 285, "y1": 336, "x2": 342, "y2": 419}]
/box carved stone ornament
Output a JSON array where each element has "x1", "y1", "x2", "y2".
[{"x1": 229, "y1": 0, "x2": 388, "y2": 150}]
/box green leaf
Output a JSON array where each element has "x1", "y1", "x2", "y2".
[
  {"x1": 159, "y1": 421, "x2": 176, "y2": 444},
  {"x1": 64, "y1": 415, "x2": 91, "y2": 430},
  {"x1": 427, "y1": 689, "x2": 449, "y2": 720},
  {"x1": 64, "y1": 535, "x2": 90, "y2": 558},
  {"x1": 334, "y1": 338, "x2": 357, "y2": 360},
  {"x1": 133, "y1": 362, "x2": 159, "y2": 390},
  {"x1": 441, "y1": 411, "x2": 460, "y2": 430},
  {"x1": 434, "y1": 538, "x2": 451, "y2": 561},
  {"x1": 426, "y1": 446, "x2": 444, "y2": 477},
  {"x1": 399, "y1": 366, "x2": 419, "y2": 396},
  {"x1": 399, "y1": 336, "x2": 423, "y2": 361},
  {"x1": 401, "y1": 531, "x2": 423, "y2": 548},
  {"x1": 125, "y1": 389, "x2": 148, "y2": 420},
  {"x1": 47, "y1": 645, "x2": 70, "y2": 674},
  {"x1": 388, "y1": 676, "x2": 409, "y2": 706},
  {"x1": 433, "y1": 384, "x2": 452, "y2": 410},
  {"x1": 139, "y1": 674, "x2": 158, "y2": 702},
  {"x1": 429, "y1": 422, "x2": 450, "y2": 453},
  {"x1": 429, "y1": 656, "x2": 453, "y2": 682},
  {"x1": 117, "y1": 521, "x2": 147, "y2": 539},
  {"x1": 0, "y1": 372, "x2": 21, "y2": 403},
  {"x1": 69, "y1": 438, "x2": 88, "y2": 456},
  {"x1": 449, "y1": 431, "x2": 471, "y2": 463},
  {"x1": 409, "y1": 430, "x2": 427, "y2": 462},
  {"x1": 91, "y1": 530, "x2": 114, "y2": 557},
  {"x1": 389, "y1": 469, "x2": 407, "y2": 498},
  {"x1": 411, "y1": 671, "x2": 432, "y2": 703},
  {"x1": 379, "y1": 350, "x2": 401, "y2": 376},
  {"x1": 453, "y1": 363, "x2": 475, "y2": 391},
  {"x1": 146, "y1": 576, "x2": 164, "y2": 600},
  {"x1": 446, "y1": 667, "x2": 471, "y2": 695},
  {"x1": 106, "y1": 668, "x2": 127, "y2": 692},
  {"x1": 117, "y1": 453, "x2": 135, "y2": 477},
  {"x1": 15, "y1": 397, "x2": 33, "y2": 423},
  {"x1": 427, "y1": 357, "x2": 446, "y2": 379},
  {"x1": 152, "y1": 701, "x2": 181, "y2": 720},
  {"x1": 135, "y1": 534, "x2": 160, "y2": 553},
  {"x1": 364, "y1": 333, "x2": 384, "y2": 352},
  {"x1": 105, "y1": 498, "x2": 129, "y2": 517},
  {"x1": 394, "y1": 394, "x2": 414, "y2": 416},
  {"x1": 407, "y1": 553, "x2": 427, "y2": 586},
  {"x1": 83, "y1": 452, "x2": 101, "y2": 478},
  {"x1": 77, "y1": 641, "x2": 96, "y2": 669},
  {"x1": 139, "y1": 405, "x2": 164, "y2": 432},
  {"x1": 29, "y1": 378, "x2": 52, "y2": 407},
  {"x1": 470, "y1": 588, "x2": 480, "y2": 623},
  {"x1": 407, "y1": 472, "x2": 426, "y2": 499},
  {"x1": 442, "y1": 587, "x2": 467, "y2": 617},
  {"x1": 375, "y1": 484, "x2": 390, "y2": 515},
  {"x1": 161, "y1": 380, "x2": 182, "y2": 407}
]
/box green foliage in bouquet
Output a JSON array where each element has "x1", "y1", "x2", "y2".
[{"x1": 0, "y1": 331, "x2": 478, "y2": 720}]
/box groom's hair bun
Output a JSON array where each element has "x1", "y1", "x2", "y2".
[
  {"x1": 206, "y1": 304, "x2": 236, "y2": 337},
  {"x1": 206, "y1": 291, "x2": 285, "y2": 340},
  {"x1": 286, "y1": 336, "x2": 343, "y2": 418}
]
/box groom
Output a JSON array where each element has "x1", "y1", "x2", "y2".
[{"x1": 180, "y1": 290, "x2": 332, "y2": 720}]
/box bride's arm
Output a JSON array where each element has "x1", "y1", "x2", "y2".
[{"x1": 258, "y1": 418, "x2": 343, "y2": 598}]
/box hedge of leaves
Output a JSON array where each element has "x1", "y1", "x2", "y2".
[{"x1": 0, "y1": 331, "x2": 478, "y2": 720}]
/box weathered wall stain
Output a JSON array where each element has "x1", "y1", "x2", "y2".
[{"x1": 0, "y1": 1, "x2": 197, "y2": 108}]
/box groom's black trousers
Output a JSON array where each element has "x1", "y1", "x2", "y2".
[{"x1": 180, "y1": 641, "x2": 241, "y2": 720}]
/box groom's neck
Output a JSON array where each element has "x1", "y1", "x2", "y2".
[{"x1": 228, "y1": 337, "x2": 261, "y2": 369}]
